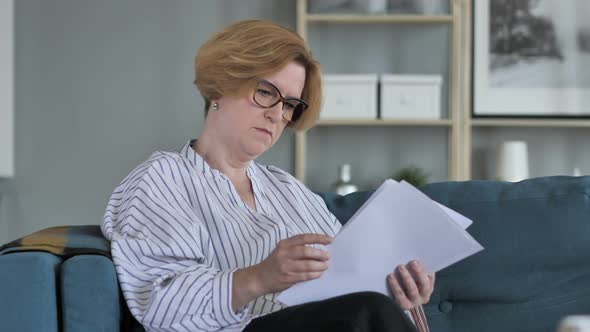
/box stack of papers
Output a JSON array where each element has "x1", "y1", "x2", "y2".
[{"x1": 277, "y1": 179, "x2": 483, "y2": 306}]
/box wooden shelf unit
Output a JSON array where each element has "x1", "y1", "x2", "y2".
[
  {"x1": 304, "y1": 14, "x2": 454, "y2": 24},
  {"x1": 295, "y1": 0, "x2": 471, "y2": 183},
  {"x1": 470, "y1": 118, "x2": 590, "y2": 128},
  {"x1": 316, "y1": 119, "x2": 453, "y2": 127}
]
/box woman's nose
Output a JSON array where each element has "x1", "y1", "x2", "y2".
[{"x1": 265, "y1": 102, "x2": 284, "y2": 122}]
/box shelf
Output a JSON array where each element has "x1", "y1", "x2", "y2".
[
  {"x1": 295, "y1": 0, "x2": 469, "y2": 183},
  {"x1": 471, "y1": 118, "x2": 590, "y2": 128},
  {"x1": 304, "y1": 14, "x2": 454, "y2": 24},
  {"x1": 316, "y1": 119, "x2": 453, "y2": 126}
]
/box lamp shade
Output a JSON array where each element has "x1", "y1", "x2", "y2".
[{"x1": 496, "y1": 141, "x2": 529, "y2": 182}]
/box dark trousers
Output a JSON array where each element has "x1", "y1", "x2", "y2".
[{"x1": 243, "y1": 292, "x2": 417, "y2": 332}]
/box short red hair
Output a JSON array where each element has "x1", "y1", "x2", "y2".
[{"x1": 194, "y1": 20, "x2": 322, "y2": 131}]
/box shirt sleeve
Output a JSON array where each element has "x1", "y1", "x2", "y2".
[
  {"x1": 102, "y1": 159, "x2": 250, "y2": 331},
  {"x1": 266, "y1": 165, "x2": 342, "y2": 236}
]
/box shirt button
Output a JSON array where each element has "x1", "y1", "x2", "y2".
[{"x1": 438, "y1": 301, "x2": 453, "y2": 313}]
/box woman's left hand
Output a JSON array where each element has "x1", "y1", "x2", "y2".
[{"x1": 387, "y1": 260, "x2": 435, "y2": 310}]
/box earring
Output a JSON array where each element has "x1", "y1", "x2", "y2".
[{"x1": 212, "y1": 102, "x2": 219, "y2": 111}]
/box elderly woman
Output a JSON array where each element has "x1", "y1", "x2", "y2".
[{"x1": 102, "y1": 20, "x2": 434, "y2": 332}]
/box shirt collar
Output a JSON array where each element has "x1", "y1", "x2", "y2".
[{"x1": 180, "y1": 139, "x2": 258, "y2": 180}]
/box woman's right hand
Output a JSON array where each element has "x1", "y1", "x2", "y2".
[
  {"x1": 255, "y1": 233, "x2": 332, "y2": 294},
  {"x1": 232, "y1": 234, "x2": 332, "y2": 310}
]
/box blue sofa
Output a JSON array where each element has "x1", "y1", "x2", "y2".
[{"x1": 1, "y1": 176, "x2": 589, "y2": 331}]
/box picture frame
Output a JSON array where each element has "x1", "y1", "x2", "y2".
[{"x1": 473, "y1": 0, "x2": 590, "y2": 117}]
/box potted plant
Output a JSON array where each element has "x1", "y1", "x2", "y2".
[{"x1": 391, "y1": 166, "x2": 429, "y2": 188}]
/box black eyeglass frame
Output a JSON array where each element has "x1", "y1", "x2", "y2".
[{"x1": 252, "y1": 80, "x2": 309, "y2": 123}]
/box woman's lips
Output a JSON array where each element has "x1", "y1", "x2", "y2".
[{"x1": 255, "y1": 127, "x2": 272, "y2": 137}]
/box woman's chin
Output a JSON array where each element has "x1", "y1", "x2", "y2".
[{"x1": 242, "y1": 141, "x2": 271, "y2": 159}]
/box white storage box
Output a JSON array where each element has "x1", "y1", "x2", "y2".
[
  {"x1": 321, "y1": 74, "x2": 378, "y2": 120},
  {"x1": 380, "y1": 74, "x2": 442, "y2": 119}
]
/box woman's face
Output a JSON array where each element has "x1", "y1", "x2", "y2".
[{"x1": 210, "y1": 61, "x2": 306, "y2": 160}]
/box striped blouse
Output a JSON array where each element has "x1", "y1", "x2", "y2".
[{"x1": 101, "y1": 140, "x2": 342, "y2": 332}]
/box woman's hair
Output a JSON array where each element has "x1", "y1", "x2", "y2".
[{"x1": 194, "y1": 19, "x2": 322, "y2": 131}]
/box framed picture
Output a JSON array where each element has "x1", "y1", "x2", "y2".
[{"x1": 473, "y1": 0, "x2": 590, "y2": 117}]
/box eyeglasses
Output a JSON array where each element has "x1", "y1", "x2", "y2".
[{"x1": 252, "y1": 80, "x2": 308, "y2": 123}]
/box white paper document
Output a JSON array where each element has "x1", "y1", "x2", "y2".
[
  {"x1": 435, "y1": 201, "x2": 473, "y2": 229},
  {"x1": 277, "y1": 179, "x2": 484, "y2": 306}
]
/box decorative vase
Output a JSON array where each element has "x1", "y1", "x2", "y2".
[
  {"x1": 496, "y1": 141, "x2": 529, "y2": 182},
  {"x1": 332, "y1": 164, "x2": 359, "y2": 195}
]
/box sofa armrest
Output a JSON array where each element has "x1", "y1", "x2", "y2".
[
  {"x1": 0, "y1": 252, "x2": 62, "y2": 332},
  {"x1": 60, "y1": 255, "x2": 122, "y2": 332}
]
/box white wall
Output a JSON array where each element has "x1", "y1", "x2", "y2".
[
  {"x1": 0, "y1": 0, "x2": 14, "y2": 178},
  {"x1": 0, "y1": 0, "x2": 296, "y2": 244}
]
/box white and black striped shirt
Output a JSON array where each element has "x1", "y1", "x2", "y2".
[{"x1": 101, "y1": 140, "x2": 342, "y2": 332}]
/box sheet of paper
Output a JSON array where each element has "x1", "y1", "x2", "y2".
[
  {"x1": 277, "y1": 179, "x2": 483, "y2": 306},
  {"x1": 395, "y1": 181, "x2": 473, "y2": 229},
  {"x1": 435, "y1": 201, "x2": 473, "y2": 229}
]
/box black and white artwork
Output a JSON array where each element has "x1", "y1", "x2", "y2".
[{"x1": 473, "y1": 0, "x2": 590, "y2": 116}]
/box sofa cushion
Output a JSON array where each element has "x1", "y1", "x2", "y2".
[
  {"x1": 61, "y1": 255, "x2": 121, "y2": 332},
  {"x1": 0, "y1": 252, "x2": 62, "y2": 332},
  {"x1": 319, "y1": 190, "x2": 374, "y2": 225},
  {"x1": 419, "y1": 176, "x2": 590, "y2": 332}
]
